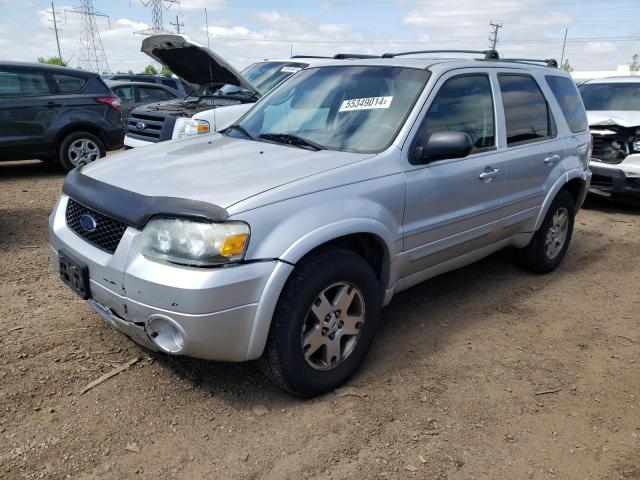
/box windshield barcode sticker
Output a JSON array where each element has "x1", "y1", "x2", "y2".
[
  {"x1": 339, "y1": 96, "x2": 393, "y2": 112},
  {"x1": 281, "y1": 66, "x2": 302, "y2": 73}
]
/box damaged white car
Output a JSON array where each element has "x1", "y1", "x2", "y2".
[
  {"x1": 124, "y1": 35, "x2": 326, "y2": 148},
  {"x1": 579, "y1": 77, "x2": 640, "y2": 204}
]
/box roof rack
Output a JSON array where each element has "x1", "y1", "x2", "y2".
[
  {"x1": 498, "y1": 58, "x2": 559, "y2": 68},
  {"x1": 333, "y1": 53, "x2": 380, "y2": 59},
  {"x1": 289, "y1": 55, "x2": 331, "y2": 59},
  {"x1": 382, "y1": 49, "x2": 499, "y2": 60}
]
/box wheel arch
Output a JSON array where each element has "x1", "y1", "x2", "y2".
[
  {"x1": 54, "y1": 122, "x2": 109, "y2": 152},
  {"x1": 244, "y1": 221, "x2": 396, "y2": 361},
  {"x1": 534, "y1": 170, "x2": 588, "y2": 231}
]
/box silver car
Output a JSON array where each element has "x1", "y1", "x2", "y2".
[{"x1": 49, "y1": 51, "x2": 592, "y2": 396}]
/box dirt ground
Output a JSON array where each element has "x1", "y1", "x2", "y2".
[{"x1": 1, "y1": 159, "x2": 639, "y2": 480}]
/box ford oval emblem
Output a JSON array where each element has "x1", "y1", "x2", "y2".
[
  {"x1": 79, "y1": 214, "x2": 97, "y2": 232},
  {"x1": 135, "y1": 121, "x2": 146, "y2": 131}
]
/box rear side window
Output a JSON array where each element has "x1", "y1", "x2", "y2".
[
  {"x1": 138, "y1": 86, "x2": 172, "y2": 102},
  {"x1": 52, "y1": 73, "x2": 87, "y2": 93},
  {"x1": 0, "y1": 70, "x2": 50, "y2": 96},
  {"x1": 113, "y1": 85, "x2": 134, "y2": 104},
  {"x1": 545, "y1": 76, "x2": 588, "y2": 133},
  {"x1": 160, "y1": 78, "x2": 178, "y2": 89},
  {"x1": 499, "y1": 74, "x2": 551, "y2": 146},
  {"x1": 419, "y1": 74, "x2": 495, "y2": 151}
]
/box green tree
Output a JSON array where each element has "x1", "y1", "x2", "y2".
[
  {"x1": 143, "y1": 64, "x2": 158, "y2": 75},
  {"x1": 127, "y1": 69, "x2": 134, "y2": 74},
  {"x1": 37, "y1": 56, "x2": 65, "y2": 66},
  {"x1": 561, "y1": 59, "x2": 574, "y2": 73},
  {"x1": 161, "y1": 66, "x2": 172, "y2": 77},
  {"x1": 630, "y1": 54, "x2": 640, "y2": 72}
]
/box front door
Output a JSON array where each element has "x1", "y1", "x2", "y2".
[{"x1": 401, "y1": 71, "x2": 507, "y2": 278}]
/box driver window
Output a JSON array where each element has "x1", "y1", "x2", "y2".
[{"x1": 417, "y1": 74, "x2": 495, "y2": 152}]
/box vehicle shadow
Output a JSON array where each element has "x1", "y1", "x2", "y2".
[
  {"x1": 0, "y1": 160, "x2": 64, "y2": 181},
  {"x1": 582, "y1": 195, "x2": 640, "y2": 215},
  {"x1": 151, "y1": 247, "x2": 546, "y2": 407}
]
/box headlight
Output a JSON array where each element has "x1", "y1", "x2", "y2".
[
  {"x1": 140, "y1": 218, "x2": 249, "y2": 267},
  {"x1": 172, "y1": 118, "x2": 210, "y2": 139}
]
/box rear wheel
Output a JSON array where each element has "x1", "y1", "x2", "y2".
[
  {"x1": 58, "y1": 131, "x2": 105, "y2": 171},
  {"x1": 516, "y1": 189, "x2": 575, "y2": 273},
  {"x1": 259, "y1": 247, "x2": 381, "y2": 397}
]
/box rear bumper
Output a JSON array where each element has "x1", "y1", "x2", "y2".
[{"x1": 589, "y1": 165, "x2": 640, "y2": 204}]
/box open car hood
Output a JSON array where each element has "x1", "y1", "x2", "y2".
[{"x1": 141, "y1": 34, "x2": 259, "y2": 95}]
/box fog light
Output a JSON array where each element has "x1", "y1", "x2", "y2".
[{"x1": 147, "y1": 314, "x2": 185, "y2": 353}]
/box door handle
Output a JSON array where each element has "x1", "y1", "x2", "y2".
[
  {"x1": 544, "y1": 154, "x2": 561, "y2": 164},
  {"x1": 478, "y1": 167, "x2": 500, "y2": 180},
  {"x1": 45, "y1": 101, "x2": 60, "y2": 108}
]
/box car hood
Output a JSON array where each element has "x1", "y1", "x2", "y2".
[
  {"x1": 587, "y1": 110, "x2": 640, "y2": 128},
  {"x1": 81, "y1": 134, "x2": 373, "y2": 210},
  {"x1": 141, "y1": 34, "x2": 259, "y2": 95}
]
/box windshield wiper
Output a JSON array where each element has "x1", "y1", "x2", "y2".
[
  {"x1": 225, "y1": 124, "x2": 254, "y2": 140},
  {"x1": 258, "y1": 133, "x2": 325, "y2": 151}
]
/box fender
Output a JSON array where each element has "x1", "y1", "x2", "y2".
[
  {"x1": 243, "y1": 218, "x2": 397, "y2": 360},
  {"x1": 533, "y1": 168, "x2": 589, "y2": 231}
]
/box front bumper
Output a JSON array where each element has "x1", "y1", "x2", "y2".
[
  {"x1": 123, "y1": 135, "x2": 154, "y2": 149},
  {"x1": 589, "y1": 164, "x2": 640, "y2": 204},
  {"x1": 49, "y1": 195, "x2": 292, "y2": 361}
]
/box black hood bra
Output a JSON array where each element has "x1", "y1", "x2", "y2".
[{"x1": 62, "y1": 169, "x2": 228, "y2": 229}]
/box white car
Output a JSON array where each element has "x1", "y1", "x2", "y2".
[
  {"x1": 578, "y1": 76, "x2": 640, "y2": 204},
  {"x1": 124, "y1": 35, "x2": 328, "y2": 148}
]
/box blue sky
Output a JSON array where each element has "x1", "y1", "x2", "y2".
[{"x1": 0, "y1": 0, "x2": 639, "y2": 73}]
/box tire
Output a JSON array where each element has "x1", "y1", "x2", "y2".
[
  {"x1": 259, "y1": 247, "x2": 382, "y2": 397},
  {"x1": 58, "y1": 131, "x2": 106, "y2": 172},
  {"x1": 516, "y1": 189, "x2": 575, "y2": 273}
]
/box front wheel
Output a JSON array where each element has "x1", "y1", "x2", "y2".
[
  {"x1": 58, "y1": 131, "x2": 105, "y2": 171},
  {"x1": 259, "y1": 248, "x2": 381, "y2": 397},
  {"x1": 516, "y1": 189, "x2": 575, "y2": 273}
]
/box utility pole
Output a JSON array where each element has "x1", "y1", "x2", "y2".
[
  {"x1": 66, "y1": 0, "x2": 110, "y2": 73},
  {"x1": 560, "y1": 28, "x2": 568, "y2": 66},
  {"x1": 48, "y1": 2, "x2": 64, "y2": 62},
  {"x1": 489, "y1": 21, "x2": 503, "y2": 51},
  {"x1": 136, "y1": 0, "x2": 180, "y2": 35},
  {"x1": 170, "y1": 14, "x2": 183, "y2": 34}
]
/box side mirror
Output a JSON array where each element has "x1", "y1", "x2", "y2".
[{"x1": 411, "y1": 131, "x2": 473, "y2": 164}]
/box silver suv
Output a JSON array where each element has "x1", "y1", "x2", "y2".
[{"x1": 49, "y1": 50, "x2": 592, "y2": 396}]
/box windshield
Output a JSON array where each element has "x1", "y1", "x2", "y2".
[
  {"x1": 217, "y1": 61, "x2": 307, "y2": 97},
  {"x1": 579, "y1": 82, "x2": 640, "y2": 111},
  {"x1": 229, "y1": 65, "x2": 430, "y2": 153}
]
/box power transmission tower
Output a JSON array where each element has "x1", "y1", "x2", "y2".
[
  {"x1": 136, "y1": 0, "x2": 180, "y2": 35},
  {"x1": 66, "y1": 0, "x2": 110, "y2": 73},
  {"x1": 489, "y1": 21, "x2": 503, "y2": 51},
  {"x1": 170, "y1": 14, "x2": 184, "y2": 34},
  {"x1": 47, "y1": 2, "x2": 64, "y2": 62}
]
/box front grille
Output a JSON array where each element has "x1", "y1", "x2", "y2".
[
  {"x1": 65, "y1": 199, "x2": 127, "y2": 254},
  {"x1": 126, "y1": 111, "x2": 174, "y2": 143},
  {"x1": 591, "y1": 134, "x2": 629, "y2": 165}
]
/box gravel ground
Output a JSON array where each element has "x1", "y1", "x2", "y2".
[{"x1": 1, "y1": 159, "x2": 639, "y2": 480}]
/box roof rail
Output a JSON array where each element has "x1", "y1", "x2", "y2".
[
  {"x1": 333, "y1": 53, "x2": 380, "y2": 59},
  {"x1": 497, "y1": 58, "x2": 559, "y2": 68},
  {"x1": 382, "y1": 49, "x2": 499, "y2": 60},
  {"x1": 289, "y1": 55, "x2": 331, "y2": 59}
]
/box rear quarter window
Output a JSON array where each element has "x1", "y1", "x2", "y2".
[
  {"x1": 545, "y1": 75, "x2": 588, "y2": 133},
  {"x1": 52, "y1": 73, "x2": 87, "y2": 93}
]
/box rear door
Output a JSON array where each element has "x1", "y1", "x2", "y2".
[
  {"x1": 401, "y1": 70, "x2": 508, "y2": 277},
  {"x1": 0, "y1": 66, "x2": 57, "y2": 160},
  {"x1": 496, "y1": 71, "x2": 567, "y2": 233}
]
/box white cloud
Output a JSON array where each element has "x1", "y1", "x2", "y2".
[{"x1": 179, "y1": 0, "x2": 226, "y2": 11}]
